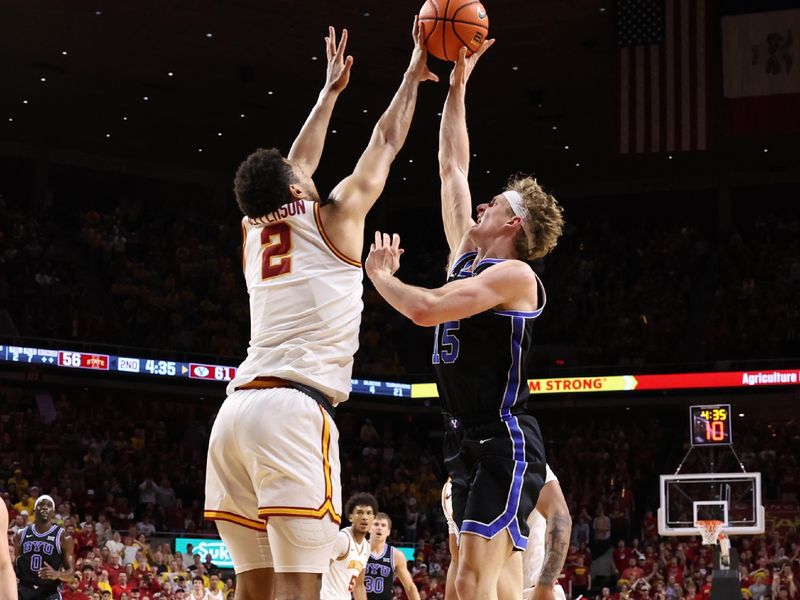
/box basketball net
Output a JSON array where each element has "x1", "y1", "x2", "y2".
[
  {"x1": 696, "y1": 519, "x2": 724, "y2": 546},
  {"x1": 697, "y1": 520, "x2": 732, "y2": 569}
]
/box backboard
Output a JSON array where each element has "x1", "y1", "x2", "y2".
[{"x1": 658, "y1": 472, "x2": 764, "y2": 536}]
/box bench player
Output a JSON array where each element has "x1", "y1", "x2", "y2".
[
  {"x1": 204, "y1": 20, "x2": 438, "y2": 600},
  {"x1": 365, "y1": 41, "x2": 565, "y2": 600}
]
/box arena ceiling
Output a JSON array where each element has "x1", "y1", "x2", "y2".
[{"x1": 1, "y1": 0, "x2": 796, "y2": 196}]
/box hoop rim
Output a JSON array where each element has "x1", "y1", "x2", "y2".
[
  {"x1": 695, "y1": 519, "x2": 724, "y2": 529},
  {"x1": 695, "y1": 519, "x2": 725, "y2": 545}
]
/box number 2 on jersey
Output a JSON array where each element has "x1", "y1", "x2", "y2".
[
  {"x1": 432, "y1": 320, "x2": 460, "y2": 364},
  {"x1": 261, "y1": 223, "x2": 292, "y2": 280}
]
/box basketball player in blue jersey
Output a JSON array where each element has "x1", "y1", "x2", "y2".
[
  {"x1": 204, "y1": 19, "x2": 438, "y2": 600},
  {"x1": 365, "y1": 41, "x2": 565, "y2": 600},
  {"x1": 1, "y1": 501, "x2": 18, "y2": 600},
  {"x1": 364, "y1": 513, "x2": 420, "y2": 600},
  {"x1": 14, "y1": 495, "x2": 76, "y2": 600}
]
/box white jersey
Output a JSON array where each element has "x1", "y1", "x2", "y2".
[
  {"x1": 321, "y1": 528, "x2": 369, "y2": 600},
  {"x1": 227, "y1": 200, "x2": 363, "y2": 404},
  {"x1": 523, "y1": 464, "x2": 559, "y2": 589}
]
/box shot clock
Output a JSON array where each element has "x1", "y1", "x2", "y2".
[{"x1": 689, "y1": 404, "x2": 732, "y2": 446}]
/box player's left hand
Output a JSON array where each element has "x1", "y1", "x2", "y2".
[
  {"x1": 324, "y1": 26, "x2": 354, "y2": 94},
  {"x1": 365, "y1": 231, "x2": 404, "y2": 279},
  {"x1": 38, "y1": 563, "x2": 60, "y2": 580}
]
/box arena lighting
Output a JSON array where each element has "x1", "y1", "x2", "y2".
[{"x1": 2, "y1": 343, "x2": 799, "y2": 400}]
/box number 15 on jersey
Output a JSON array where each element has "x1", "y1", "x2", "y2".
[{"x1": 432, "y1": 321, "x2": 460, "y2": 365}]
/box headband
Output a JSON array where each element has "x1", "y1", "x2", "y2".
[
  {"x1": 502, "y1": 190, "x2": 535, "y2": 255},
  {"x1": 35, "y1": 494, "x2": 55, "y2": 509}
]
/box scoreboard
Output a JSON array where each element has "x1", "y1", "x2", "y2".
[
  {"x1": 2, "y1": 343, "x2": 799, "y2": 400},
  {"x1": 689, "y1": 404, "x2": 733, "y2": 446},
  {"x1": 0, "y1": 344, "x2": 412, "y2": 398}
]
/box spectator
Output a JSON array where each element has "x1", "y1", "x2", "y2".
[
  {"x1": 63, "y1": 575, "x2": 90, "y2": 600},
  {"x1": 112, "y1": 572, "x2": 133, "y2": 599},
  {"x1": 594, "y1": 506, "x2": 612, "y2": 544},
  {"x1": 188, "y1": 576, "x2": 209, "y2": 600},
  {"x1": 106, "y1": 533, "x2": 124, "y2": 557}
]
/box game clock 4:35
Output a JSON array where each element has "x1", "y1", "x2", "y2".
[{"x1": 689, "y1": 404, "x2": 733, "y2": 446}]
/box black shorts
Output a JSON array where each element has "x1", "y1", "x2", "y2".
[
  {"x1": 443, "y1": 413, "x2": 546, "y2": 551},
  {"x1": 18, "y1": 584, "x2": 61, "y2": 600}
]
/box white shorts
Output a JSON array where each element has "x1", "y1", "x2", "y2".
[{"x1": 204, "y1": 387, "x2": 342, "y2": 572}]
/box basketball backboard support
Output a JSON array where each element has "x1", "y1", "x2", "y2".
[{"x1": 658, "y1": 472, "x2": 764, "y2": 536}]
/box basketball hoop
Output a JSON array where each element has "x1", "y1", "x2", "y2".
[{"x1": 696, "y1": 519, "x2": 724, "y2": 545}]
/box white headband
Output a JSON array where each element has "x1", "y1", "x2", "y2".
[
  {"x1": 502, "y1": 190, "x2": 534, "y2": 254},
  {"x1": 35, "y1": 494, "x2": 55, "y2": 509}
]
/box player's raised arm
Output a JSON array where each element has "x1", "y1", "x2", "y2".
[
  {"x1": 328, "y1": 16, "x2": 438, "y2": 217},
  {"x1": 438, "y1": 40, "x2": 494, "y2": 255},
  {"x1": 287, "y1": 27, "x2": 354, "y2": 177}
]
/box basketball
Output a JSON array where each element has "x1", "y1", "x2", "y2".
[{"x1": 419, "y1": 0, "x2": 490, "y2": 61}]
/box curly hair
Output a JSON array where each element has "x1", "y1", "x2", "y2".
[
  {"x1": 233, "y1": 148, "x2": 297, "y2": 218},
  {"x1": 344, "y1": 492, "x2": 379, "y2": 518},
  {"x1": 505, "y1": 174, "x2": 565, "y2": 260}
]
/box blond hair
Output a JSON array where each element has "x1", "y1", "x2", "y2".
[{"x1": 505, "y1": 175, "x2": 564, "y2": 260}]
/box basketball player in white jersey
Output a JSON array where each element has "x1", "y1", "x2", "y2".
[
  {"x1": 320, "y1": 493, "x2": 377, "y2": 600},
  {"x1": 442, "y1": 466, "x2": 571, "y2": 600},
  {"x1": 204, "y1": 20, "x2": 438, "y2": 600}
]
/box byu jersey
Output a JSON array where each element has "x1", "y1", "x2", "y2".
[
  {"x1": 523, "y1": 465, "x2": 558, "y2": 589},
  {"x1": 17, "y1": 524, "x2": 65, "y2": 592},
  {"x1": 364, "y1": 544, "x2": 395, "y2": 600},
  {"x1": 433, "y1": 252, "x2": 545, "y2": 423},
  {"x1": 227, "y1": 200, "x2": 363, "y2": 404},
  {"x1": 321, "y1": 528, "x2": 369, "y2": 600}
]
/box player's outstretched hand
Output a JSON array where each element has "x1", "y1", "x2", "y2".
[
  {"x1": 407, "y1": 16, "x2": 440, "y2": 83},
  {"x1": 449, "y1": 38, "x2": 495, "y2": 87},
  {"x1": 365, "y1": 231, "x2": 404, "y2": 279},
  {"x1": 324, "y1": 26, "x2": 354, "y2": 94}
]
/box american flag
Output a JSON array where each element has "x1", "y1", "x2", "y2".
[{"x1": 616, "y1": 0, "x2": 710, "y2": 154}]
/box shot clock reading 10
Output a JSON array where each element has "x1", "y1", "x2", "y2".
[{"x1": 690, "y1": 404, "x2": 733, "y2": 446}]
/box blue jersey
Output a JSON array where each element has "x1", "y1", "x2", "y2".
[
  {"x1": 433, "y1": 252, "x2": 545, "y2": 424},
  {"x1": 364, "y1": 544, "x2": 395, "y2": 600},
  {"x1": 17, "y1": 523, "x2": 65, "y2": 594}
]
